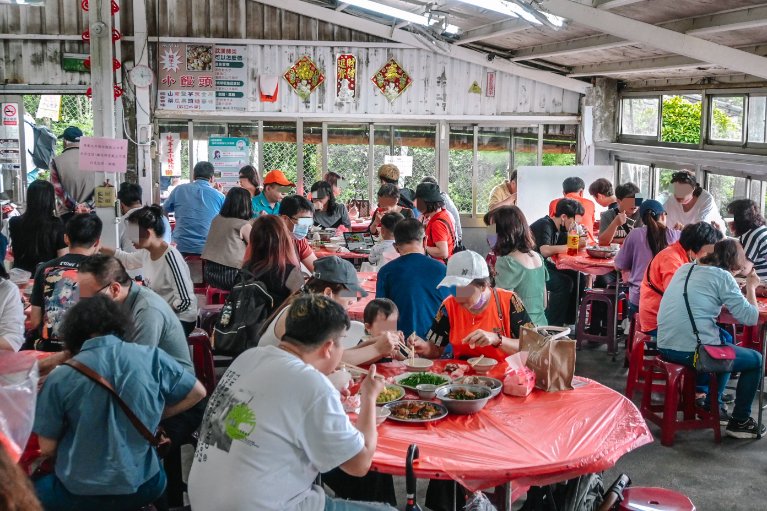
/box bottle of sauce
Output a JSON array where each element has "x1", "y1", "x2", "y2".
[{"x1": 566, "y1": 223, "x2": 580, "y2": 256}]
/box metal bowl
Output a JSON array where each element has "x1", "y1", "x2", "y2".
[
  {"x1": 435, "y1": 384, "x2": 492, "y2": 415},
  {"x1": 454, "y1": 376, "x2": 503, "y2": 398},
  {"x1": 586, "y1": 246, "x2": 618, "y2": 259}
]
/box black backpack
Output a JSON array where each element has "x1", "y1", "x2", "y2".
[
  {"x1": 212, "y1": 270, "x2": 275, "y2": 357},
  {"x1": 26, "y1": 122, "x2": 57, "y2": 170}
]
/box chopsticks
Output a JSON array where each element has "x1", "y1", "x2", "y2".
[
  {"x1": 342, "y1": 363, "x2": 385, "y2": 380},
  {"x1": 469, "y1": 355, "x2": 484, "y2": 368}
]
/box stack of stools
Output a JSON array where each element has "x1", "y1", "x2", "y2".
[
  {"x1": 640, "y1": 357, "x2": 721, "y2": 446},
  {"x1": 575, "y1": 285, "x2": 626, "y2": 356},
  {"x1": 617, "y1": 487, "x2": 696, "y2": 510}
]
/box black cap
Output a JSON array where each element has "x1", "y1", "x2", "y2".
[
  {"x1": 313, "y1": 256, "x2": 367, "y2": 297},
  {"x1": 414, "y1": 182, "x2": 442, "y2": 202}
]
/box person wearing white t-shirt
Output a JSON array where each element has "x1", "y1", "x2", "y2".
[
  {"x1": 663, "y1": 170, "x2": 725, "y2": 233},
  {"x1": 188, "y1": 294, "x2": 394, "y2": 511},
  {"x1": 0, "y1": 272, "x2": 24, "y2": 351}
]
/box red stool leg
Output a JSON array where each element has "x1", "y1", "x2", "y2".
[
  {"x1": 661, "y1": 367, "x2": 683, "y2": 447},
  {"x1": 708, "y1": 374, "x2": 722, "y2": 443}
]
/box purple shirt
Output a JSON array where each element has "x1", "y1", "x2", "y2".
[{"x1": 615, "y1": 226, "x2": 681, "y2": 305}]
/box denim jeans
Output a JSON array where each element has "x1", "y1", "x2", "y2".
[
  {"x1": 324, "y1": 496, "x2": 397, "y2": 510},
  {"x1": 658, "y1": 345, "x2": 762, "y2": 421},
  {"x1": 35, "y1": 468, "x2": 166, "y2": 511}
]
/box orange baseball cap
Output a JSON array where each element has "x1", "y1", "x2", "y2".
[{"x1": 263, "y1": 169, "x2": 295, "y2": 187}]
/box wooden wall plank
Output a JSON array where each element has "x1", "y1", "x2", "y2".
[
  {"x1": 191, "y1": 0, "x2": 208, "y2": 38},
  {"x1": 280, "y1": 10, "x2": 299, "y2": 40},
  {"x1": 43, "y1": 0, "x2": 61, "y2": 35},
  {"x1": 245, "y1": 1, "x2": 264, "y2": 38},
  {"x1": 262, "y1": 6, "x2": 280, "y2": 40},
  {"x1": 210, "y1": 0, "x2": 226, "y2": 38},
  {"x1": 227, "y1": 0, "x2": 246, "y2": 39}
]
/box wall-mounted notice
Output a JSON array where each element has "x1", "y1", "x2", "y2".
[
  {"x1": 209, "y1": 136, "x2": 249, "y2": 192},
  {"x1": 79, "y1": 137, "x2": 128, "y2": 173},
  {"x1": 160, "y1": 133, "x2": 181, "y2": 176},
  {"x1": 215, "y1": 45, "x2": 248, "y2": 111},
  {"x1": 158, "y1": 43, "x2": 216, "y2": 111},
  {"x1": 0, "y1": 103, "x2": 21, "y2": 175},
  {"x1": 384, "y1": 155, "x2": 413, "y2": 178}
]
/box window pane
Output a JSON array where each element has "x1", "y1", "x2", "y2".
[
  {"x1": 708, "y1": 174, "x2": 747, "y2": 220},
  {"x1": 750, "y1": 181, "x2": 764, "y2": 213},
  {"x1": 513, "y1": 127, "x2": 538, "y2": 168},
  {"x1": 448, "y1": 126, "x2": 473, "y2": 214},
  {"x1": 228, "y1": 123, "x2": 259, "y2": 179},
  {"x1": 710, "y1": 96, "x2": 744, "y2": 142},
  {"x1": 621, "y1": 98, "x2": 659, "y2": 136},
  {"x1": 327, "y1": 124, "x2": 371, "y2": 203},
  {"x1": 656, "y1": 168, "x2": 675, "y2": 203},
  {"x1": 542, "y1": 125, "x2": 577, "y2": 166},
  {"x1": 748, "y1": 96, "x2": 767, "y2": 144},
  {"x1": 477, "y1": 127, "x2": 511, "y2": 214},
  {"x1": 373, "y1": 126, "x2": 437, "y2": 192},
  {"x1": 661, "y1": 94, "x2": 701, "y2": 144},
  {"x1": 192, "y1": 122, "x2": 227, "y2": 170},
  {"x1": 263, "y1": 122, "x2": 298, "y2": 185},
  {"x1": 619, "y1": 162, "x2": 651, "y2": 197}
]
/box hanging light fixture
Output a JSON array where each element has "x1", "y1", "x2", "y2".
[{"x1": 341, "y1": 0, "x2": 461, "y2": 34}]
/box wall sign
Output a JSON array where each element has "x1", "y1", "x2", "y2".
[
  {"x1": 158, "y1": 43, "x2": 216, "y2": 111},
  {"x1": 215, "y1": 45, "x2": 248, "y2": 111},
  {"x1": 36, "y1": 95, "x2": 62, "y2": 121},
  {"x1": 486, "y1": 71, "x2": 496, "y2": 98},
  {"x1": 372, "y1": 58, "x2": 412, "y2": 103},
  {"x1": 79, "y1": 137, "x2": 128, "y2": 173},
  {"x1": 209, "y1": 137, "x2": 249, "y2": 192},
  {"x1": 336, "y1": 54, "x2": 357, "y2": 103},
  {"x1": 0, "y1": 103, "x2": 21, "y2": 176},
  {"x1": 160, "y1": 133, "x2": 181, "y2": 177},
  {"x1": 284, "y1": 56, "x2": 325, "y2": 101},
  {"x1": 384, "y1": 155, "x2": 413, "y2": 177}
]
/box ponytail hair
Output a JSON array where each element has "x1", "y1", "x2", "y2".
[
  {"x1": 643, "y1": 208, "x2": 669, "y2": 256},
  {"x1": 127, "y1": 204, "x2": 166, "y2": 237},
  {"x1": 699, "y1": 238, "x2": 744, "y2": 273}
]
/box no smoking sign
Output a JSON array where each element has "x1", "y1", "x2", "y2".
[{"x1": 3, "y1": 104, "x2": 16, "y2": 117}]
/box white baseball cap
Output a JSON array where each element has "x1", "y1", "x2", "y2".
[{"x1": 437, "y1": 251, "x2": 490, "y2": 288}]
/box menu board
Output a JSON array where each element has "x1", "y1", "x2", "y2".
[
  {"x1": 158, "y1": 43, "x2": 216, "y2": 111},
  {"x1": 0, "y1": 103, "x2": 21, "y2": 175},
  {"x1": 209, "y1": 137, "x2": 249, "y2": 192},
  {"x1": 215, "y1": 45, "x2": 248, "y2": 111}
]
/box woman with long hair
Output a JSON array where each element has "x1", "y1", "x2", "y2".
[
  {"x1": 615, "y1": 199, "x2": 681, "y2": 315},
  {"x1": 243, "y1": 215, "x2": 304, "y2": 307},
  {"x1": 238, "y1": 165, "x2": 262, "y2": 215},
  {"x1": 202, "y1": 187, "x2": 253, "y2": 290},
  {"x1": 492, "y1": 206, "x2": 547, "y2": 325},
  {"x1": 727, "y1": 198, "x2": 767, "y2": 281},
  {"x1": 103, "y1": 205, "x2": 198, "y2": 335},
  {"x1": 311, "y1": 181, "x2": 351, "y2": 229},
  {"x1": 9, "y1": 180, "x2": 67, "y2": 272},
  {"x1": 657, "y1": 239, "x2": 763, "y2": 438}
]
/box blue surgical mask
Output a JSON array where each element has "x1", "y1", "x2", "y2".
[{"x1": 293, "y1": 217, "x2": 313, "y2": 240}]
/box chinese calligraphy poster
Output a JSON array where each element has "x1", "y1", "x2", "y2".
[
  {"x1": 336, "y1": 54, "x2": 356, "y2": 103},
  {"x1": 160, "y1": 133, "x2": 181, "y2": 176},
  {"x1": 158, "y1": 43, "x2": 216, "y2": 111}
]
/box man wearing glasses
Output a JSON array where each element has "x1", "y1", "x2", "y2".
[
  {"x1": 280, "y1": 195, "x2": 318, "y2": 272},
  {"x1": 663, "y1": 170, "x2": 724, "y2": 232}
]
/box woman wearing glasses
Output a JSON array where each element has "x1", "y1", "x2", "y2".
[{"x1": 663, "y1": 170, "x2": 724, "y2": 232}]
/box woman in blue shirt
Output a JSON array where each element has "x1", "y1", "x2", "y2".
[
  {"x1": 33, "y1": 295, "x2": 206, "y2": 510},
  {"x1": 657, "y1": 238, "x2": 764, "y2": 439}
]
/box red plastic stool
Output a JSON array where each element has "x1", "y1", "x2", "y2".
[
  {"x1": 183, "y1": 255, "x2": 206, "y2": 294},
  {"x1": 576, "y1": 287, "x2": 625, "y2": 355},
  {"x1": 205, "y1": 286, "x2": 230, "y2": 305},
  {"x1": 640, "y1": 357, "x2": 721, "y2": 446},
  {"x1": 625, "y1": 330, "x2": 663, "y2": 401},
  {"x1": 618, "y1": 487, "x2": 695, "y2": 510},
  {"x1": 187, "y1": 328, "x2": 216, "y2": 395}
]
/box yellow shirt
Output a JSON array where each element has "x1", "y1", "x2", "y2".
[{"x1": 489, "y1": 182, "x2": 515, "y2": 210}]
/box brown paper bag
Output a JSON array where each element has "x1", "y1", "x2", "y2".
[{"x1": 519, "y1": 326, "x2": 576, "y2": 392}]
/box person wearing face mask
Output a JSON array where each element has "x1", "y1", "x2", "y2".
[
  {"x1": 279, "y1": 194, "x2": 318, "y2": 272},
  {"x1": 201, "y1": 187, "x2": 253, "y2": 291},
  {"x1": 491, "y1": 206, "x2": 548, "y2": 326},
  {"x1": 639, "y1": 222, "x2": 723, "y2": 335},
  {"x1": 411, "y1": 251, "x2": 533, "y2": 362},
  {"x1": 529, "y1": 198, "x2": 585, "y2": 326},
  {"x1": 311, "y1": 181, "x2": 352, "y2": 230},
  {"x1": 663, "y1": 170, "x2": 724, "y2": 232}
]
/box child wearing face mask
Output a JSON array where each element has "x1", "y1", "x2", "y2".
[{"x1": 368, "y1": 212, "x2": 403, "y2": 267}]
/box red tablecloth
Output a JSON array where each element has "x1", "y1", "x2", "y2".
[
  {"x1": 351, "y1": 220, "x2": 371, "y2": 233},
  {"x1": 315, "y1": 248, "x2": 370, "y2": 260},
  {"x1": 368, "y1": 360, "x2": 652, "y2": 494},
  {"x1": 554, "y1": 253, "x2": 616, "y2": 276},
  {"x1": 347, "y1": 272, "x2": 377, "y2": 321}
]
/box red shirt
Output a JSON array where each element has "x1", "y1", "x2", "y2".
[
  {"x1": 294, "y1": 237, "x2": 314, "y2": 261},
  {"x1": 638, "y1": 242, "x2": 690, "y2": 332},
  {"x1": 549, "y1": 193, "x2": 596, "y2": 242},
  {"x1": 425, "y1": 209, "x2": 454, "y2": 260}
]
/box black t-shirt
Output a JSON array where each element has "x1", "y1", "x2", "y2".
[
  {"x1": 30, "y1": 253, "x2": 88, "y2": 351},
  {"x1": 530, "y1": 216, "x2": 566, "y2": 253},
  {"x1": 9, "y1": 215, "x2": 67, "y2": 273}
]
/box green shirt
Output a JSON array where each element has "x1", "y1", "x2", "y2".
[{"x1": 494, "y1": 252, "x2": 549, "y2": 326}]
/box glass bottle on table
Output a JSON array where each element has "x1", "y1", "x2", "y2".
[{"x1": 567, "y1": 223, "x2": 580, "y2": 256}]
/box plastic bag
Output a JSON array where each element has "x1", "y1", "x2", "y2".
[
  {"x1": 503, "y1": 352, "x2": 535, "y2": 397},
  {"x1": 0, "y1": 353, "x2": 39, "y2": 462},
  {"x1": 465, "y1": 492, "x2": 498, "y2": 511}
]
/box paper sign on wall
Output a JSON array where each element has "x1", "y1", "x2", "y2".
[
  {"x1": 36, "y1": 95, "x2": 62, "y2": 121},
  {"x1": 0, "y1": 103, "x2": 21, "y2": 175},
  {"x1": 486, "y1": 71, "x2": 496, "y2": 98},
  {"x1": 158, "y1": 43, "x2": 216, "y2": 111},
  {"x1": 215, "y1": 45, "x2": 248, "y2": 111},
  {"x1": 384, "y1": 155, "x2": 413, "y2": 177},
  {"x1": 209, "y1": 136, "x2": 249, "y2": 192},
  {"x1": 79, "y1": 137, "x2": 128, "y2": 172},
  {"x1": 336, "y1": 54, "x2": 356, "y2": 103},
  {"x1": 160, "y1": 133, "x2": 181, "y2": 176}
]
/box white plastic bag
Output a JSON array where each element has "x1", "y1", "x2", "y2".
[
  {"x1": 0, "y1": 353, "x2": 39, "y2": 461},
  {"x1": 465, "y1": 492, "x2": 498, "y2": 511}
]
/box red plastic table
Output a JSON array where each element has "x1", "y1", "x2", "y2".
[
  {"x1": 369, "y1": 360, "x2": 652, "y2": 505},
  {"x1": 347, "y1": 272, "x2": 377, "y2": 322},
  {"x1": 351, "y1": 219, "x2": 372, "y2": 233},
  {"x1": 553, "y1": 252, "x2": 616, "y2": 276},
  {"x1": 315, "y1": 247, "x2": 371, "y2": 262}
]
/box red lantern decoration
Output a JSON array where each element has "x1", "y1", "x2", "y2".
[
  {"x1": 113, "y1": 59, "x2": 121, "y2": 71},
  {"x1": 111, "y1": 0, "x2": 119, "y2": 14},
  {"x1": 83, "y1": 57, "x2": 91, "y2": 70},
  {"x1": 113, "y1": 84, "x2": 124, "y2": 100},
  {"x1": 112, "y1": 28, "x2": 121, "y2": 42},
  {"x1": 81, "y1": 29, "x2": 90, "y2": 42},
  {"x1": 86, "y1": 87, "x2": 93, "y2": 98},
  {"x1": 81, "y1": 0, "x2": 88, "y2": 11}
]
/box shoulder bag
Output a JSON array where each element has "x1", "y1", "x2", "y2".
[
  {"x1": 681, "y1": 265, "x2": 736, "y2": 373},
  {"x1": 64, "y1": 359, "x2": 172, "y2": 458}
]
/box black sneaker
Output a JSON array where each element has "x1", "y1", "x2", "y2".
[
  {"x1": 718, "y1": 407, "x2": 732, "y2": 426},
  {"x1": 722, "y1": 393, "x2": 735, "y2": 404},
  {"x1": 726, "y1": 417, "x2": 767, "y2": 439}
]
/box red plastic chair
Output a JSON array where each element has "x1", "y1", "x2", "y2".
[
  {"x1": 205, "y1": 286, "x2": 230, "y2": 305},
  {"x1": 183, "y1": 255, "x2": 206, "y2": 294},
  {"x1": 640, "y1": 357, "x2": 720, "y2": 447},
  {"x1": 625, "y1": 330, "x2": 663, "y2": 401},
  {"x1": 187, "y1": 328, "x2": 216, "y2": 396},
  {"x1": 618, "y1": 487, "x2": 695, "y2": 510}
]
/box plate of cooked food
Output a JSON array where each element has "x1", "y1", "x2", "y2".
[
  {"x1": 376, "y1": 385, "x2": 406, "y2": 405},
  {"x1": 384, "y1": 400, "x2": 449, "y2": 423},
  {"x1": 393, "y1": 372, "x2": 451, "y2": 391}
]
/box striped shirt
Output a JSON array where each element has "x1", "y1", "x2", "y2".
[
  {"x1": 114, "y1": 245, "x2": 198, "y2": 323},
  {"x1": 740, "y1": 226, "x2": 767, "y2": 281}
]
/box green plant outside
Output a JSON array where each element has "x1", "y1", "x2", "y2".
[{"x1": 660, "y1": 96, "x2": 738, "y2": 144}]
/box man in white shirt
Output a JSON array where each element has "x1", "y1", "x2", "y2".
[{"x1": 188, "y1": 294, "x2": 394, "y2": 511}]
